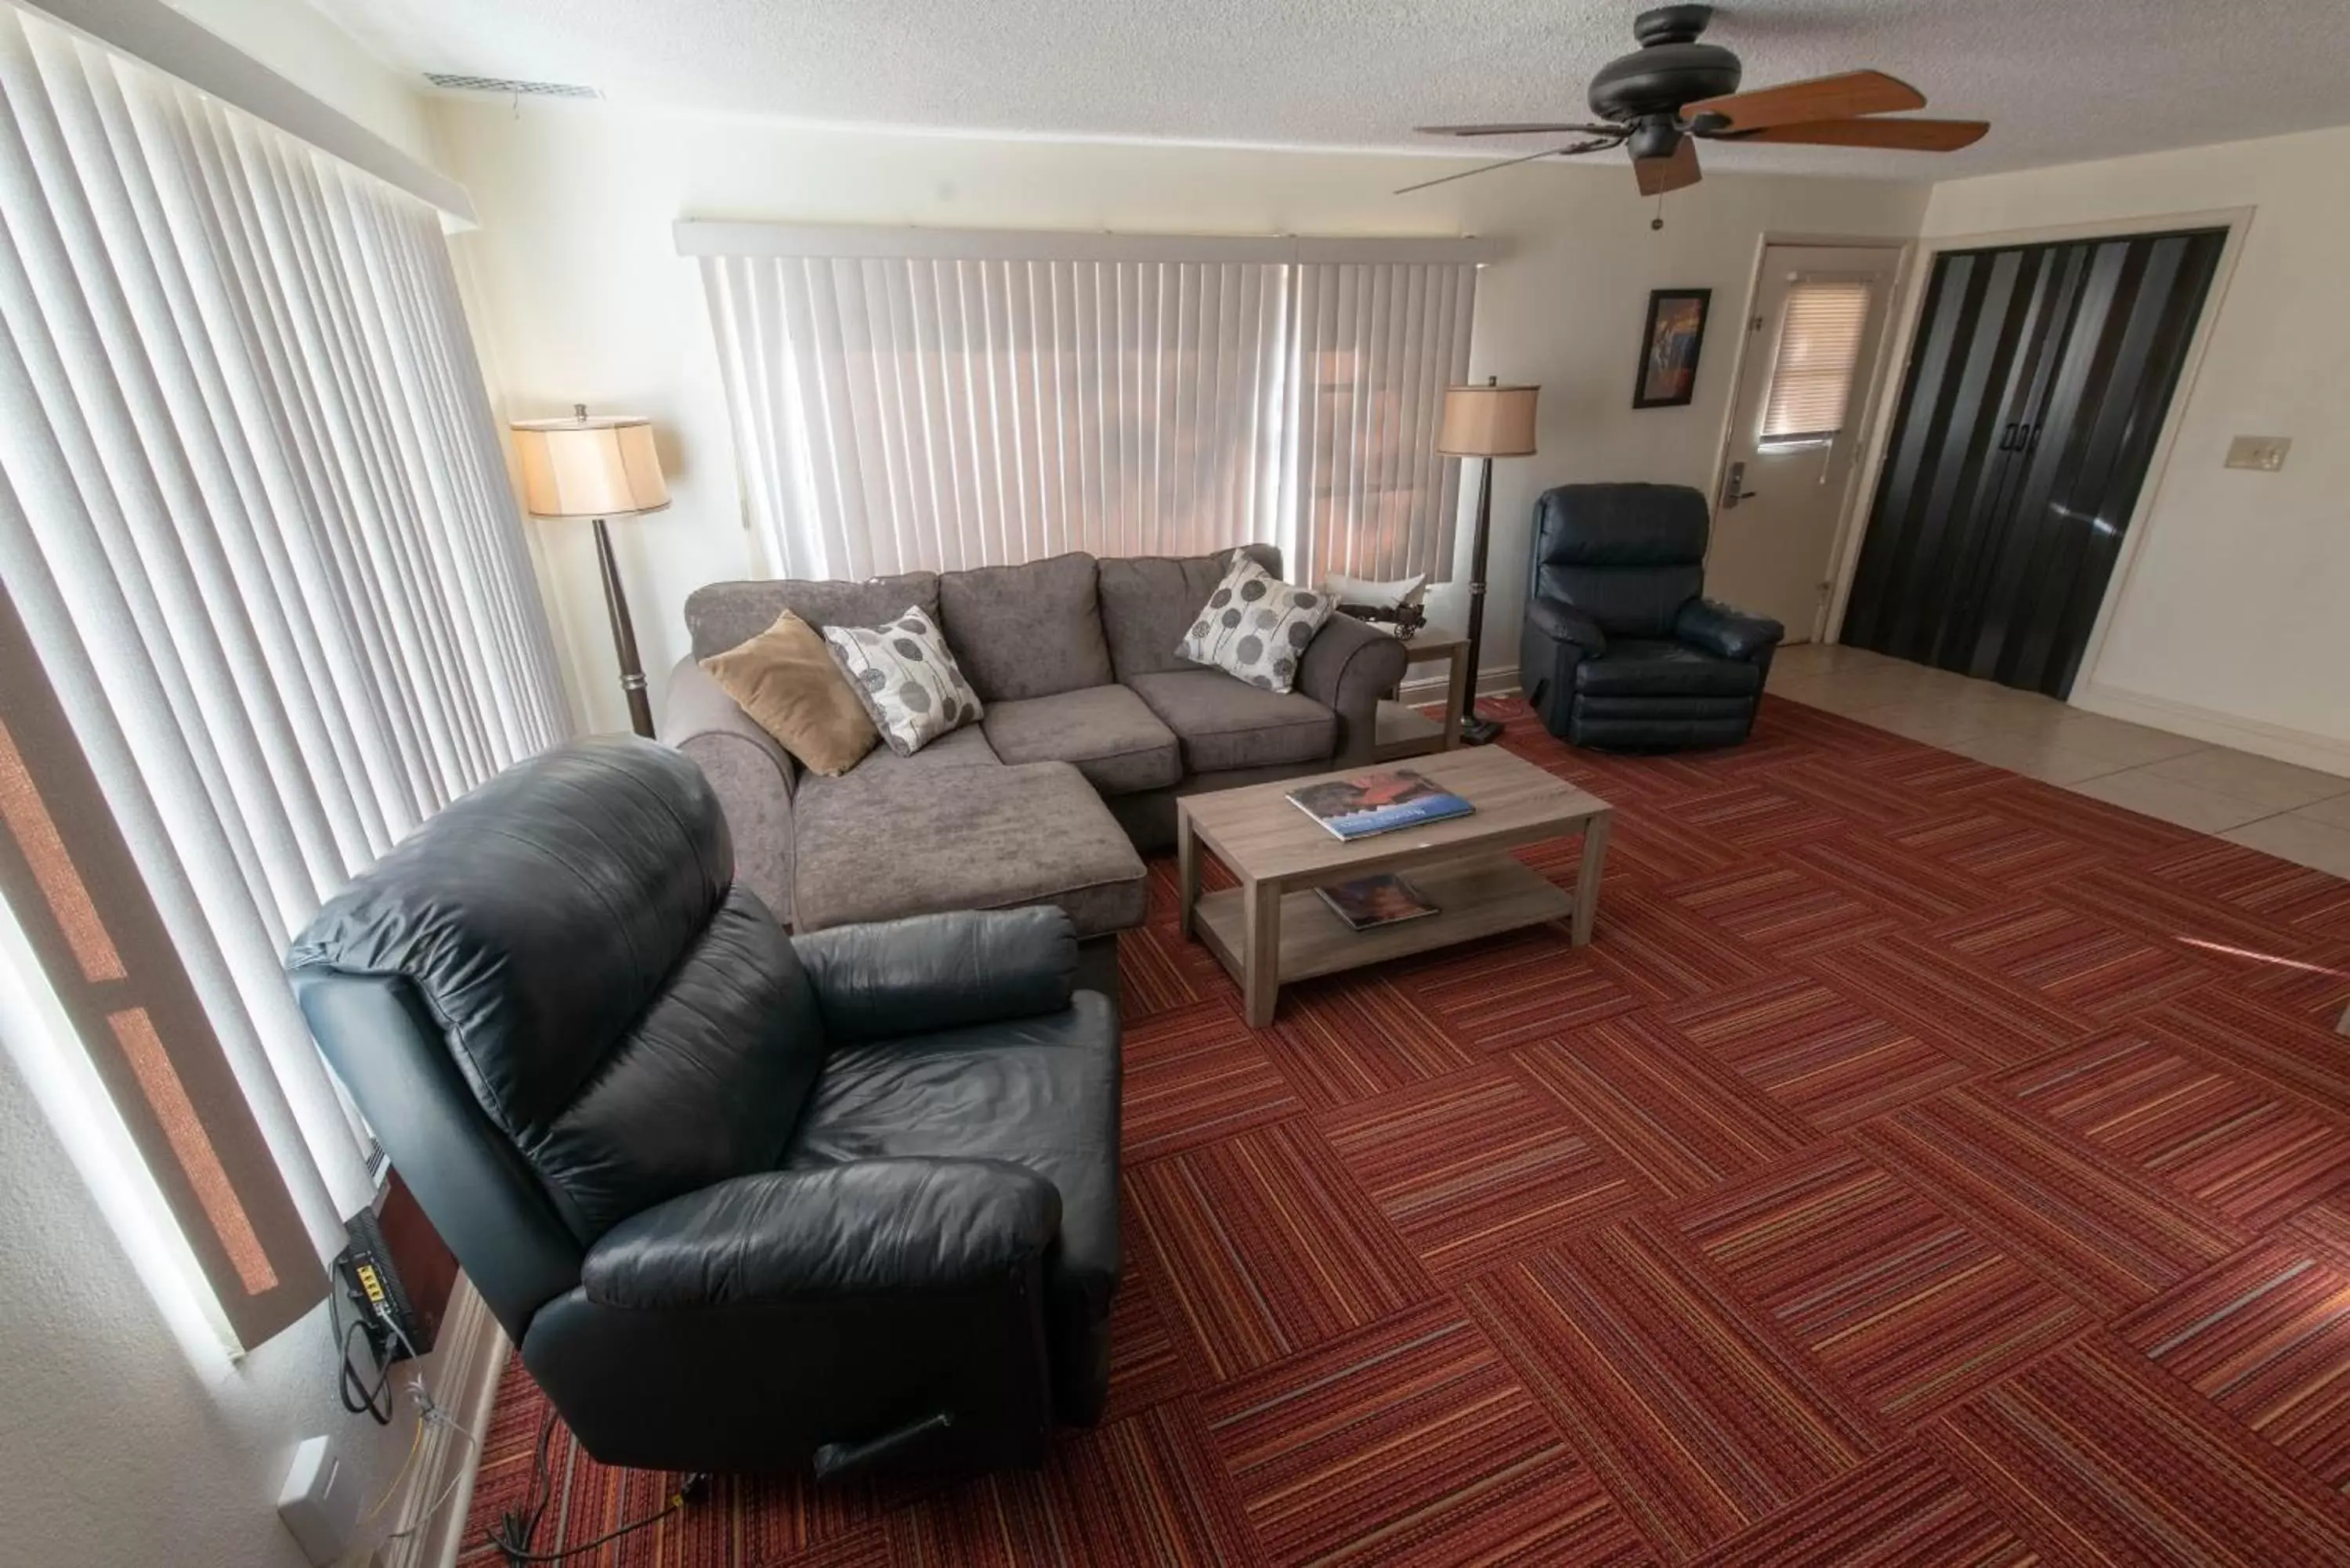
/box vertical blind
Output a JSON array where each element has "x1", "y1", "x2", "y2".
[
  {"x1": 1759, "y1": 278, "x2": 1875, "y2": 446},
  {"x1": 0, "y1": 3, "x2": 568, "y2": 1339},
  {"x1": 694, "y1": 237, "x2": 1478, "y2": 588}
]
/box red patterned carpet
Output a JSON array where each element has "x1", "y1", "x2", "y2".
[{"x1": 457, "y1": 695, "x2": 2350, "y2": 1566}]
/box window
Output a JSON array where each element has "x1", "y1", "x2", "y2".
[
  {"x1": 1758, "y1": 278, "x2": 1875, "y2": 450},
  {"x1": 0, "y1": 5, "x2": 568, "y2": 1346},
  {"x1": 684, "y1": 225, "x2": 1487, "y2": 587}
]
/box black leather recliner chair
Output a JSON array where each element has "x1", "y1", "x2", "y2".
[
  {"x1": 287, "y1": 739, "x2": 1119, "y2": 1478},
  {"x1": 1518, "y1": 482, "x2": 1784, "y2": 749}
]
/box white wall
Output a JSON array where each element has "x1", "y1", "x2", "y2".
[
  {"x1": 427, "y1": 96, "x2": 1930, "y2": 734},
  {"x1": 1919, "y1": 126, "x2": 2350, "y2": 767},
  {"x1": 0, "y1": 7, "x2": 446, "y2": 1566}
]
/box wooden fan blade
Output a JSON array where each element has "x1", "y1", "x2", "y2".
[
  {"x1": 1395, "y1": 136, "x2": 1623, "y2": 195},
  {"x1": 1634, "y1": 136, "x2": 1701, "y2": 197},
  {"x1": 1684, "y1": 70, "x2": 1925, "y2": 132},
  {"x1": 1735, "y1": 117, "x2": 1988, "y2": 151},
  {"x1": 1415, "y1": 122, "x2": 1618, "y2": 137}
]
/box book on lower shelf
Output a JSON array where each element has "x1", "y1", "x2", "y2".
[
  {"x1": 1285, "y1": 768, "x2": 1474, "y2": 841},
  {"x1": 1315, "y1": 873, "x2": 1440, "y2": 931}
]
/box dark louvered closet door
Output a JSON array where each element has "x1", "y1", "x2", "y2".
[{"x1": 1842, "y1": 227, "x2": 2225, "y2": 697}]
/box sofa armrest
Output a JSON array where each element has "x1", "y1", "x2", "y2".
[
  {"x1": 791, "y1": 907, "x2": 1078, "y2": 1041},
  {"x1": 582, "y1": 1158, "x2": 1061, "y2": 1310},
  {"x1": 1526, "y1": 597, "x2": 1607, "y2": 654},
  {"x1": 1296, "y1": 612, "x2": 1411, "y2": 766},
  {"x1": 660, "y1": 656, "x2": 801, "y2": 924},
  {"x1": 1676, "y1": 598, "x2": 1784, "y2": 662}
]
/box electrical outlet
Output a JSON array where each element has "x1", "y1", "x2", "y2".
[{"x1": 2224, "y1": 435, "x2": 2290, "y2": 471}]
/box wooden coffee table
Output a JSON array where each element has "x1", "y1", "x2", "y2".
[{"x1": 1177, "y1": 747, "x2": 1613, "y2": 1027}]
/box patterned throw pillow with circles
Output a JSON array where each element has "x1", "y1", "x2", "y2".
[
  {"x1": 822, "y1": 605, "x2": 984, "y2": 755},
  {"x1": 1176, "y1": 553, "x2": 1335, "y2": 694}
]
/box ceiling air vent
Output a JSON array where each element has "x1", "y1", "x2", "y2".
[{"x1": 424, "y1": 74, "x2": 602, "y2": 99}]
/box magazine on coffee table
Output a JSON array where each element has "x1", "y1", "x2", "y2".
[
  {"x1": 1315, "y1": 873, "x2": 1440, "y2": 931},
  {"x1": 1285, "y1": 768, "x2": 1474, "y2": 841}
]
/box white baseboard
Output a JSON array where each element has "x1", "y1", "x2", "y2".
[
  {"x1": 1397, "y1": 662, "x2": 1521, "y2": 706},
  {"x1": 2072, "y1": 681, "x2": 2350, "y2": 781},
  {"x1": 378, "y1": 1277, "x2": 509, "y2": 1568}
]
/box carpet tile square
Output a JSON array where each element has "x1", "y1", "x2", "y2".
[
  {"x1": 1122, "y1": 1001, "x2": 1303, "y2": 1162},
  {"x1": 1932, "y1": 898, "x2": 2218, "y2": 1022},
  {"x1": 2146, "y1": 988, "x2": 2350, "y2": 1126},
  {"x1": 1668, "y1": 784, "x2": 1849, "y2": 853},
  {"x1": 2048, "y1": 860, "x2": 2324, "y2": 971},
  {"x1": 1585, "y1": 884, "x2": 1777, "y2": 1003},
  {"x1": 1260, "y1": 973, "x2": 1478, "y2": 1110},
  {"x1": 1406, "y1": 925, "x2": 1644, "y2": 1051},
  {"x1": 1321, "y1": 1064, "x2": 1647, "y2": 1280},
  {"x1": 1677, "y1": 1144, "x2": 2090, "y2": 1423},
  {"x1": 2117, "y1": 1240, "x2": 2350, "y2": 1492},
  {"x1": 1663, "y1": 858, "x2": 1899, "y2": 959},
  {"x1": 1972, "y1": 775, "x2": 2204, "y2": 860},
  {"x1": 1665, "y1": 973, "x2": 1971, "y2": 1130},
  {"x1": 1781, "y1": 832, "x2": 2008, "y2": 926},
  {"x1": 1928, "y1": 1333, "x2": 2350, "y2": 1565},
  {"x1": 1805, "y1": 932, "x2": 2095, "y2": 1070},
  {"x1": 1856, "y1": 1087, "x2": 2249, "y2": 1315},
  {"x1": 1202, "y1": 1303, "x2": 1648, "y2": 1567},
  {"x1": 1126, "y1": 1118, "x2": 1435, "y2": 1382},
  {"x1": 1769, "y1": 755, "x2": 1945, "y2": 833},
  {"x1": 1688, "y1": 1445, "x2": 2035, "y2": 1568},
  {"x1": 1887, "y1": 806, "x2": 2110, "y2": 893},
  {"x1": 1116, "y1": 918, "x2": 1233, "y2": 1020},
  {"x1": 2142, "y1": 838, "x2": 2350, "y2": 941},
  {"x1": 1516, "y1": 1013, "x2": 1819, "y2": 1200},
  {"x1": 1460, "y1": 1220, "x2": 1882, "y2": 1563},
  {"x1": 1579, "y1": 807, "x2": 1750, "y2": 885},
  {"x1": 1998, "y1": 1028, "x2": 2350, "y2": 1229}
]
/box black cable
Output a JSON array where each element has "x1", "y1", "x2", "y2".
[
  {"x1": 487, "y1": 1405, "x2": 708, "y2": 1566},
  {"x1": 327, "y1": 1278, "x2": 394, "y2": 1425}
]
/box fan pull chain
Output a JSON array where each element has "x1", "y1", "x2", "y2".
[{"x1": 1651, "y1": 190, "x2": 1666, "y2": 231}]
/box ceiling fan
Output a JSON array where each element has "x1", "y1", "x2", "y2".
[{"x1": 1401, "y1": 3, "x2": 1988, "y2": 200}]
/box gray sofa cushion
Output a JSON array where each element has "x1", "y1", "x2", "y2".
[
  {"x1": 982, "y1": 685, "x2": 1180, "y2": 797},
  {"x1": 685, "y1": 573, "x2": 942, "y2": 661},
  {"x1": 1124, "y1": 668, "x2": 1336, "y2": 774},
  {"x1": 801, "y1": 720, "x2": 999, "y2": 788},
  {"x1": 792, "y1": 756, "x2": 1146, "y2": 939},
  {"x1": 938, "y1": 552, "x2": 1113, "y2": 703},
  {"x1": 1096, "y1": 544, "x2": 1282, "y2": 681}
]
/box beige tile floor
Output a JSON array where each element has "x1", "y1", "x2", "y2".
[{"x1": 1771, "y1": 643, "x2": 2350, "y2": 879}]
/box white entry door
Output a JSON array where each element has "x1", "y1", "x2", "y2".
[{"x1": 1708, "y1": 244, "x2": 1903, "y2": 642}]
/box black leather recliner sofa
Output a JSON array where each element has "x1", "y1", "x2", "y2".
[
  {"x1": 1518, "y1": 482, "x2": 1784, "y2": 749},
  {"x1": 287, "y1": 739, "x2": 1119, "y2": 1478}
]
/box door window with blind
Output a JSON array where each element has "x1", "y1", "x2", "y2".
[
  {"x1": 1757, "y1": 277, "x2": 1876, "y2": 450},
  {"x1": 682, "y1": 225, "x2": 1488, "y2": 589}
]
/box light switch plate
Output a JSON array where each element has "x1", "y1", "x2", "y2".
[{"x1": 2225, "y1": 435, "x2": 2290, "y2": 471}]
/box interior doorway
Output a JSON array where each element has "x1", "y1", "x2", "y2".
[{"x1": 1708, "y1": 243, "x2": 1904, "y2": 642}]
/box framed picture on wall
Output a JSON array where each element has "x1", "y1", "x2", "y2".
[{"x1": 1632, "y1": 287, "x2": 1712, "y2": 409}]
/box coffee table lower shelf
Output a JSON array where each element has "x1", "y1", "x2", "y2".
[{"x1": 1192, "y1": 854, "x2": 1575, "y2": 997}]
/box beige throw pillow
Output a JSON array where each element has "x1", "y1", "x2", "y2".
[{"x1": 700, "y1": 610, "x2": 878, "y2": 776}]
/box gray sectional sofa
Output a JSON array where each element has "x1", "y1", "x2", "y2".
[{"x1": 660, "y1": 546, "x2": 1410, "y2": 939}]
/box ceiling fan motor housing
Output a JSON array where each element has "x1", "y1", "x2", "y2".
[{"x1": 1589, "y1": 5, "x2": 1741, "y2": 123}]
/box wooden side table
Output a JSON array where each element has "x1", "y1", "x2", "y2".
[{"x1": 1371, "y1": 624, "x2": 1470, "y2": 761}]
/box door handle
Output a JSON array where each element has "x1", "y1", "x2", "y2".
[
  {"x1": 1721, "y1": 461, "x2": 1758, "y2": 510},
  {"x1": 1998, "y1": 422, "x2": 2019, "y2": 450}
]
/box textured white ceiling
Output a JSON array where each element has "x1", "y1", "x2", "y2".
[{"x1": 314, "y1": 0, "x2": 2350, "y2": 179}]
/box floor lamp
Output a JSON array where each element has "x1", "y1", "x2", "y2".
[
  {"x1": 1437, "y1": 378, "x2": 1539, "y2": 746},
  {"x1": 511, "y1": 406, "x2": 670, "y2": 738}
]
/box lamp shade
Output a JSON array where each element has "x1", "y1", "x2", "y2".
[
  {"x1": 510, "y1": 413, "x2": 670, "y2": 519},
  {"x1": 1436, "y1": 383, "x2": 1539, "y2": 457}
]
